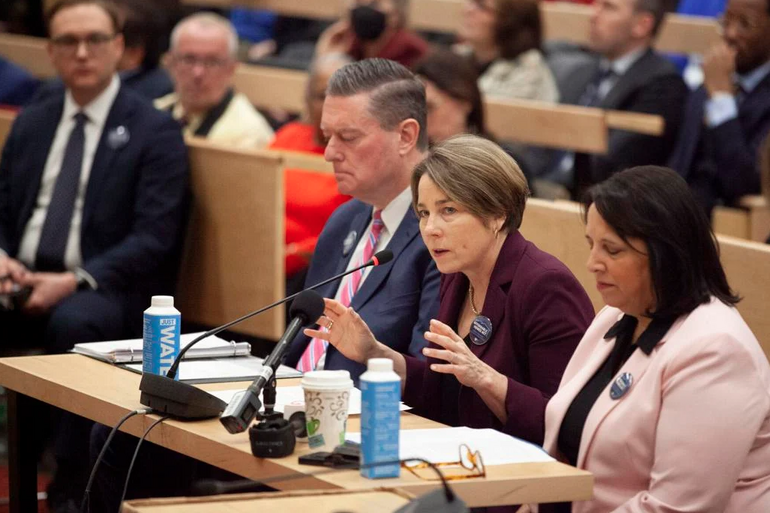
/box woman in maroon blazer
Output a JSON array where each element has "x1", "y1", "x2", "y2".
[{"x1": 305, "y1": 134, "x2": 594, "y2": 446}]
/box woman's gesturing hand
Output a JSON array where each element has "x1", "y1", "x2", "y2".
[
  {"x1": 423, "y1": 319, "x2": 497, "y2": 390},
  {"x1": 303, "y1": 298, "x2": 379, "y2": 365}
]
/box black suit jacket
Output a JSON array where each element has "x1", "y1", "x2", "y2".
[
  {"x1": 284, "y1": 199, "x2": 441, "y2": 384},
  {"x1": 0, "y1": 85, "x2": 189, "y2": 307},
  {"x1": 567, "y1": 49, "x2": 688, "y2": 192},
  {"x1": 668, "y1": 73, "x2": 770, "y2": 211}
]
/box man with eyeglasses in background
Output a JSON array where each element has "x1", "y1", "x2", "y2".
[
  {"x1": 668, "y1": 0, "x2": 770, "y2": 215},
  {"x1": 0, "y1": 0, "x2": 188, "y2": 509},
  {"x1": 155, "y1": 12, "x2": 275, "y2": 148}
]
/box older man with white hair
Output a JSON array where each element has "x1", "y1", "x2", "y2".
[{"x1": 155, "y1": 12, "x2": 274, "y2": 148}]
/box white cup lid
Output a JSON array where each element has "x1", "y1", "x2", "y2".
[{"x1": 301, "y1": 370, "x2": 353, "y2": 390}]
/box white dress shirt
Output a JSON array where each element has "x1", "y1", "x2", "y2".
[
  {"x1": 317, "y1": 187, "x2": 413, "y2": 369},
  {"x1": 17, "y1": 74, "x2": 120, "y2": 273},
  {"x1": 596, "y1": 47, "x2": 647, "y2": 101}
]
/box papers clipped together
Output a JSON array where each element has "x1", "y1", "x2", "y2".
[{"x1": 72, "y1": 331, "x2": 250, "y2": 364}]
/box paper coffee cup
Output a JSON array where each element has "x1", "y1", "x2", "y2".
[{"x1": 301, "y1": 370, "x2": 353, "y2": 451}]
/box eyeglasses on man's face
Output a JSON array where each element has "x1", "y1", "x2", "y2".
[
  {"x1": 50, "y1": 32, "x2": 116, "y2": 55},
  {"x1": 402, "y1": 444, "x2": 486, "y2": 481},
  {"x1": 171, "y1": 53, "x2": 232, "y2": 72}
]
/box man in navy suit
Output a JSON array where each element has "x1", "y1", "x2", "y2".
[
  {"x1": 283, "y1": 58, "x2": 440, "y2": 384},
  {"x1": 0, "y1": 0, "x2": 188, "y2": 508},
  {"x1": 668, "y1": 0, "x2": 770, "y2": 213}
]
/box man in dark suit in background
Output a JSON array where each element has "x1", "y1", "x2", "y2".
[
  {"x1": 283, "y1": 58, "x2": 440, "y2": 384},
  {"x1": 668, "y1": 0, "x2": 770, "y2": 213},
  {"x1": 0, "y1": 0, "x2": 188, "y2": 508},
  {"x1": 551, "y1": 0, "x2": 687, "y2": 196}
]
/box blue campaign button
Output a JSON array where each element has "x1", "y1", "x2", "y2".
[
  {"x1": 469, "y1": 315, "x2": 493, "y2": 346},
  {"x1": 609, "y1": 372, "x2": 634, "y2": 400}
]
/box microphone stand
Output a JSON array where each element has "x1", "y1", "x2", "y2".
[{"x1": 138, "y1": 250, "x2": 393, "y2": 420}]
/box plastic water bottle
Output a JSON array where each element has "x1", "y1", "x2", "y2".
[
  {"x1": 143, "y1": 296, "x2": 181, "y2": 379},
  {"x1": 360, "y1": 358, "x2": 400, "y2": 478}
]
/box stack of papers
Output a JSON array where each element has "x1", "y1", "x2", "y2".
[
  {"x1": 346, "y1": 427, "x2": 554, "y2": 466},
  {"x1": 72, "y1": 332, "x2": 251, "y2": 364},
  {"x1": 123, "y1": 357, "x2": 302, "y2": 383}
]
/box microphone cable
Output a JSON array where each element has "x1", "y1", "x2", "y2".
[
  {"x1": 192, "y1": 456, "x2": 462, "y2": 505},
  {"x1": 117, "y1": 414, "x2": 171, "y2": 512},
  {"x1": 80, "y1": 407, "x2": 154, "y2": 513}
]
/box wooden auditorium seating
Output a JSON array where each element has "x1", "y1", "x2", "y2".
[
  {"x1": 234, "y1": 63, "x2": 664, "y2": 153},
  {"x1": 178, "y1": 138, "x2": 287, "y2": 340},
  {"x1": 520, "y1": 198, "x2": 770, "y2": 361},
  {"x1": 176, "y1": 0, "x2": 719, "y2": 55},
  {"x1": 0, "y1": 109, "x2": 15, "y2": 150},
  {"x1": 0, "y1": 33, "x2": 56, "y2": 79},
  {"x1": 0, "y1": 33, "x2": 664, "y2": 153}
]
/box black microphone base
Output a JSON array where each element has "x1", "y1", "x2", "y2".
[
  {"x1": 394, "y1": 488, "x2": 469, "y2": 513},
  {"x1": 139, "y1": 373, "x2": 227, "y2": 419}
]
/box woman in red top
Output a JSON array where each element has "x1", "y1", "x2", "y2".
[{"x1": 269, "y1": 54, "x2": 352, "y2": 283}]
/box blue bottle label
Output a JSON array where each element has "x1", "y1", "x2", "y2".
[
  {"x1": 360, "y1": 379, "x2": 400, "y2": 479},
  {"x1": 142, "y1": 314, "x2": 180, "y2": 378}
]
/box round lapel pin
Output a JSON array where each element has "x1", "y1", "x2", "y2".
[
  {"x1": 342, "y1": 230, "x2": 357, "y2": 257},
  {"x1": 107, "y1": 126, "x2": 130, "y2": 149},
  {"x1": 609, "y1": 372, "x2": 633, "y2": 400},
  {"x1": 469, "y1": 315, "x2": 493, "y2": 346}
]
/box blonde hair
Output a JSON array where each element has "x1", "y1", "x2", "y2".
[{"x1": 411, "y1": 134, "x2": 530, "y2": 230}]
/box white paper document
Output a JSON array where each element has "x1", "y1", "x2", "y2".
[
  {"x1": 346, "y1": 427, "x2": 554, "y2": 466},
  {"x1": 209, "y1": 386, "x2": 410, "y2": 415},
  {"x1": 73, "y1": 332, "x2": 250, "y2": 363},
  {"x1": 124, "y1": 356, "x2": 302, "y2": 383}
]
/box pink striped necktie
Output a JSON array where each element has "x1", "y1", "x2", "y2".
[{"x1": 296, "y1": 210, "x2": 385, "y2": 372}]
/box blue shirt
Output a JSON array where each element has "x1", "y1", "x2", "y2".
[
  {"x1": 0, "y1": 57, "x2": 40, "y2": 107},
  {"x1": 705, "y1": 59, "x2": 770, "y2": 127}
]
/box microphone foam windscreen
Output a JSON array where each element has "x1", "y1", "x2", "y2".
[
  {"x1": 373, "y1": 249, "x2": 393, "y2": 265},
  {"x1": 289, "y1": 289, "x2": 325, "y2": 325}
]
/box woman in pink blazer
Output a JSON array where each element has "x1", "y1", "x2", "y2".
[{"x1": 541, "y1": 166, "x2": 770, "y2": 512}]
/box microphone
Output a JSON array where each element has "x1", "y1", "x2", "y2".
[
  {"x1": 138, "y1": 249, "x2": 393, "y2": 419},
  {"x1": 166, "y1": 249, "x2": 391, "y2": 380},
  {"x1": 189, "y1": 478, "x2": 267, "y2": 496},
  {"x1": 219, "y1": 290, "x2": 325, "y2": 434}
]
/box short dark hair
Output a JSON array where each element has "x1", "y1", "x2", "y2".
[
  {"x1": 327, "y1": 58, "x2": 428, "y2": 150},
  {"x1": 114, "y1": 0, "x2": 169, "y2": 69},
  {"x1": 413, "y1": 49, "x2": 487, "y2": 138},
  {"x1": 493, "y1": 0, "x2": 543, "y2": 60},
  {"x1": 635, "y1": 0, "x2": 676, "y2": 37},
  {"x1": 582, "y1": 166, "x2": 740, "y2": 320},
  {"x1": 46, "y1": 0, "x2": 123, "y2": 35}
]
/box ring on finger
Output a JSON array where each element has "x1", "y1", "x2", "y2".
[{"x1": 326, "y1": 319, "x2": 335, "y2": 331}]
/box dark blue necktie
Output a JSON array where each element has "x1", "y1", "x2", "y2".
[
  {"x1": 578, "y1": 67, "x2": 616, "y2": 108},
  {"x1": 35, "y1": 112, "x2": 88, "y2": 272}
]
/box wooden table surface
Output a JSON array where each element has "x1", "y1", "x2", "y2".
[{"x1": 0, "y1": 354, "x2": 593, "y2": 507}]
